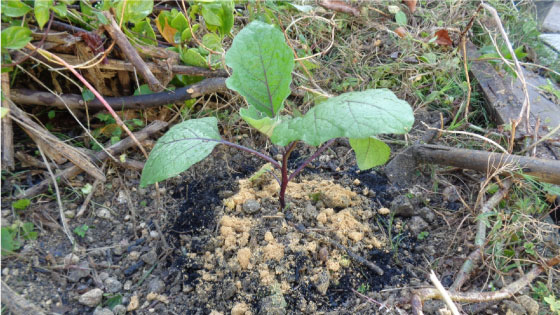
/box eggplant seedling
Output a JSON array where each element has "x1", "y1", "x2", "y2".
[{"x1": 140, "y1": 21, "x2": 414, "y2": 209}]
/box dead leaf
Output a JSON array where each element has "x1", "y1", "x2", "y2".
[
  {"x1": 155, "y1": 13, "x2": 177, "y2": 45},
  {"x1": 319, "y1": 0, "x2": 360, "y2": 17},
  {"x1": 435, "y1": 29, "x2": 453, "y2": 46},
  {"x1": 395, "y1": 27, "x2": 407, "y2": 38},
  {"x1": 403, "y1": 0, "x2": 417, "y2": 13}
]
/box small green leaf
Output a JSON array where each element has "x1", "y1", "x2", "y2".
[
  {"x1": 73, "y1": 224, "x2": 89, "y2": 237},
  {"x1": 0, "y1": 108, "x2": 9, "y2": 119},
  {"x1": 114, "y1": 0, "x2": 153, "y2": 24},
  {"x1": 201, "y1": 3, "x2": 223, "y2": 27},
  {"x1": 104, "y1": 294, "x2": 123, "y2": 309},
  {"x1": 349, "y1": 137, "x2": 391, "y2": 170},
  {"x1": 170, "y1": 12, "x2": 188, "y2": 33},
  {"x1": 12, "y1": 199, "x2": 31, "y2": 210},
  {"x1": 225, "y1": 21, "x2": 294, "y2": 117},
  {"x1": 1, "y1": 26, "x2": 32, "y2": 50},
  {"x1": 34, "y1": 0, "x2": 53, "y2": 29},
  {"x1": 1, "y1": 0, "x2": 32, "y2": 17},
  {"x1": 141, "y1": 117, "x2": 221, "y2": 186},
  {"x1": 81, "y1": 183, "x2": 93, "y2": 195},
  {"x1": 132, "y1": 18, "x2": 157, "y2": 46},
  {"x1": 218, "y1": 1, "x2": 234, "y2": 36},
  {"x1": 201, "y1": 33, "x2": 223, "y2": 53},
  {"x1": 51, "y1": 3, "x2": 67, "y2": 17},
  {"x1": 181, "y1": 48, "x2": 207, "y2": 68},
  {"x1": 395, "y1": 11, "x2": 407, "y2": 26},
  {"x1": 181, "y1": 24, "x2": 199, "y2": 42},
  {"x1": 48, "y1": 110, "x2": 55, "y2": 119},
  {"x1": 21, "y1": 222, "x2": 37, "y2": 240},
  {"x1": 240, "y1": 106, "x2": 283, "y2": 137},
  {"x1": 82, "y1": 89, "x2": 95, "y2": 102},
  {"x1": 270, "y1": 89, "x2": 414, "y2": 146},
  {"x1": 133, "y1": 84, "x2": 154, "y2": 95},
  {"x1": 1, "y1": 228, "x2": 16, "y2": 256}
]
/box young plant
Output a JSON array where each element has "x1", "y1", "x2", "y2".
[{"x1": 140, "y1": 21, "x2": 414, "y2": 209}]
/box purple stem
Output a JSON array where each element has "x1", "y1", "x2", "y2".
[
  {"x1": 279, "y1": 142, "x2": 298, "y2": 209},
  {"x1": 288, "y1": 139, "x2": 336, "y2": 181}
]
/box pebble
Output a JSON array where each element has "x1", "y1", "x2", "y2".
[
  {"x1": 242, "y1": 199, "x2": 261, "y2": 214},
  {"x1": 378, "y1": 207, "x2": 391, "y2": 215},
  {"x1": 123, "y1": 260, "x2": 145, "y2": 276},
  {"x1": 418, "y1": 207, "x2": 435, "y2": 223},
  {"x1": 147, "y1": 277, "x2": 165, "y2": 294},
  {"x1": 127, "y1": 295, "x2": 139, "y2": 311},
  {"x1": 64, "y1": 210, "x2": 76, "y2": 219},
  {"x1": 63, "y1": 253, "x2": 79, "y2": 265},
  {"x1": 313, "y1": 270, "x2": 330, "y2": 295},
  {"x1": 78, "y1": 288, "x2": 103, "y2": 307},
  {"x1": 353, "y1": 179, "x2": 361, "y2": 186},
  {"x1": 116, "y1": 190, "x2": 127, "y2": 204},
  {"x1": 408, "y1": 216, "x2": 429, "y2": 236},
  {"x1": 149, "y1": 231, "x2": 159, "y2": 239},
  {"x1": 442, "y1": 186, "x2": 460, "y2": 203},
  {"x1": 98, "y1": 272, "x2": 109, "y2": 281},
  {"x1": 93, "y1": 307, "x2": 113, "y2": 315},
  {"x1": 258, "y1": 291, "x2": 287, "y2": 315},
  {"x1": 231, "y1": 303, "x2": 249, "y2": 315},
  {"x1": 391, "y1": 195, "x2": 415, "y2": 217},
  {"x1": 518, "y1": 295, "x2": 539, "y2": 315},
  {"x1": 128, "y1": 251, "x2": 140, "y2": 261},
  {"x1": 112, "y1": 305, "x2": 126, "y2": 315},
  {"x1": 141, "y1": 250, "x2": 158, "y2": 265},
  {"x1": 104, "y1": 277, "x2": 122, "y2": 293},
  {"x1": 68, "y1": 260, "x2": 90, "y2": 282},
  {"x1": 123, "y1": 280, "x2": 132, "y2": 291},
  {"x1": 96, "y1": 208, "x2": 112, "y2": 220},
  {"x1": 503, "y1": 300, "x2": 527, "y2": 315},
  {"x1": 222, "y1": 283, "x2": 237, "y2": 300}
]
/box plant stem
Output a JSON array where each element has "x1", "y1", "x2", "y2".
[
  {"x1": 289, "y1": 139, "x2": 336, "y2": 181},
  {"x1": 219, "y1": 139, "x2": 281, "y2": 169},
  {"x1": 279, "y1": 142, "x2": 298, "y2": 209}
]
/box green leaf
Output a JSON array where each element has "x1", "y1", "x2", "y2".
[
  {"x1": 349, "y1": 137, "x2": 391, "y2": 170},
  {"x1": 21, "y1": 222, "x2": 37, "y2": 240},
  {"x1": 201, "y1": 3, "x2": 223, "y2": 27},
  {"x1": 132, "y1": 18, "x2": 157, "y2": 46},
  {"x1": 1, "y1": 228, "x2": 16, "y2": 256},
  {"x1": 181, "y1": 48, "x2": 207, "y2": 68},
  {"x1": 201, "y1": 33, "x2": 223, "y2": 53},
  {"x1": 48, "y1": 110, "x2": 55, "y2": 119},
  {"x1": 181, "y1": 24, "x2": 199, "y2": 43},
  {"x1": 1, "y1": 26, "x2": 32, "y2": 50},
  {"x1": 12, "y1": 199, "x2": 30, "y2": 210},
  {"x1": 34, "y1": 0, "x2": 53, "y2": 29},
  {"x1": 82, "y1": 89, "x2": 95, "y2": 102},
  {"x1": 270, "y1": 89, "x2": 414, "y2": 146},
  {"x1": 218, "y1": 1, "x2": 234, "y2": 36},
  {"x1": 104, "y1": 294, "x2": 123, "y2": 309},
  {"x1": 395, "y1": 11, "x2": 407, "y2": 26},
  {"x1": 51, "y1": 3, "x2": 67, "y2": 17},
  {"x1": 114, "y1": 0, "x2": 153, "y2": 24},
  {"x1": 240, "y1": 106, "x2": 283, "y2": 137},
  {"x1": 0, "y1": 108, "x2": 10, "y2": 119},
  {"x1": 225, "y1": 21, "x2": 294, "y2": 118},
  {"x1": 141, "y1": 117, "x2": 221, "y2": 186},
  {"x1": 73, "y1": 224, "x2": 89, "y2": 237},
  {"x1": 1, "y1": 0, "x2": 32, "y2": 17},
  {"x1": 170, "y1": 12, "x2": 188, "y2": 33}
]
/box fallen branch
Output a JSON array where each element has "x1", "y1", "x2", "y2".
[
  {"x1": 103, "y1": 11, "x2": 163, "y2": 92},
  {"x1": 1, "y1": 280, "x2": 47, "y2": 315},
  {"x1": 1, "y1": 73, "x2": 14, "y2": 170},
  {"x1": 15, "y1": 120, "x2": 168, "y2": 199},
  {"x1": 11, "y1": 77, "x2": 226, "y2": 110}
]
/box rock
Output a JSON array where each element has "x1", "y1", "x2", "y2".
[
  {"x1": 78, "y1": 288, "x2": 103, "y2": 307},
  {"x1": 98, "y1": 272, "x2": 109, "y2": 281},
  {"x1": 442, "y1": 186, "x2": 460, "y2": 203},
  {"x1": 222, "y1": 282, "x2": 237, "y2": 300},
  {"x1": 116, "y1": 190, "x2": 127, "y2": 204},
  {"x1": 63, "y1": 253, "x2": 79, "y2": 265},
  {"x1": 313, "y1": 270, "x2": 330, "y2": 295},
  {"x1": 112, "y1": 305, "x2": 126, "y2": 315},
  {"x1": 64, "y1": 210, "x2": 76, "y2": 219},
  {"x1": 418, "y1": 207, "x2": 435, "y2": 223},
  {"x1": 93, "y1": 307, "x2": 113, "y2": 315},
  {"x1": 517, "y1": 295, "x2": 539, "y2": 315},
  {"x1": 147, "y1": 277, "x2": 165, "y2": 294},
  {"x1": 391, "y1": 195, "x2": 415, "y2": 217},
  {"x1": 258, "y1": 291, "x2": 287, "y2": 315},
  {"x1": 237, "y1": 247, "x2": 251, "y2": 269},
  {"x1": 408, "y1": 216, "x2": 429, "y2": 236},
  {"x1": 302, "y1": 202, "x2": 318, "y2": 221},
  {"x1": 68, "y1": 260, "x2": 90, "y2": 282},
  {"x1": 503, "y1": 300, "x2": 527, "y2": 315},
  {"x1": 231, "y1": 302, "x2": 250, "y2": 315},
  {"x1": 378, "y1": 207, "x2": 391, "y2": 215},
  {"x1": 141, "y1": 250, "x2": 158, "y2": 265},
  {"x1": 128, "y1": 251, "x2": 140, "y2": 261},
  {"x1": 149, "y1": 230, "x2": 159, "y2": 239},
  {"x1": 242, "y1": 199, "x2": 261, "y2": 214},
  {"x1": 123, "y1": 280, "x2": 132, "y2": 291},
  {"x1": 127, "y1": 295, "x2": 139, "y2": 311},
  {"x1": 96, "y1": 208, "x2": 112, "y2": 220},
  {"x1": 104, "y1": 277, "x2": 122, "y2": 293}
]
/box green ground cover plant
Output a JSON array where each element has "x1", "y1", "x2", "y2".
[{"x1": 140, "y1": 20, "x2": 414, "y2": 209}]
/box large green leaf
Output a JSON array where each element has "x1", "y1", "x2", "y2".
[
  {"x1": 140, "y1": 117, "x2": 221, "y2": 186},
  {"x1": 1, "y1": 26, "x2": 32, "y2": 50},
  {"x1": 240, "y1": 106, "x2": 283, "y2": 137},
  {"x1": 114, "y1": 0, "x2": 153, "y2": 24},
  {"x1": 1, "y1": 0, "x2": 32, "y2": 17},
  {"x1": 225, "y1": 21, "x2": 294, "y2": 118},
  {"x1": 34, "y1": 0, "x2": 53, "y2": 29},
  {"x1": 349, "y1": 137, "x2": 391, "y2": 170},
  {"x1": 270, "y1": 89, "x2": 414, "y2": 146}
]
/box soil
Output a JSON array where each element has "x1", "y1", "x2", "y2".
[{"x1": 1, "y1": 139, "x2": 555, "y2": 315}]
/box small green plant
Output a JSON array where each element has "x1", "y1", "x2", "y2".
[
  {"x1": 1, "y1": 221, "x2": 38, "y2": 256},
  {"x1": 417, "y1": 231, "x2": 429, "y2": 240},
  {"x1": 73, "y1": 224, "x2": 90, "y2": 238},
  {"x1": 532, "y1": 281, "x2": 551, "y2": 301},
  {"x1": 141, "y1": 21, "x2": 414, "y2": 209},
  {"x1": 12, "y1": 198, "x2": 31, "y2": 211},
  {"x1": 357, "y1": 283, "x2": 370, "y2": 294},
  {"x1": 545, "y1": 295, "x2": 560, "y2": 314}
]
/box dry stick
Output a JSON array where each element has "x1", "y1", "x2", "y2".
[
  {"x1": 11, "y1": 77, "x2": 227, "y2": 110},
  {"x1": 519, "y1": 123, "x2": 560, "y2": 155},
  {"x1": 101, "y1": 12, "x2": 163, "y2": 92},
  {"x1": 429, "y1": 270, "x2": 460, "y2": 315},
  {"x1": 37, "y1": 144, "x2": 75, "y2": 246},
  {"x1": 458, "y1": 4, "x2": 482, "y2": 121},
  {"x1": 481, "y1": 3, "x2": 531, "y2": 134},
  {"x1": 76, "y1": 174, "x2": 104, "y2": 218},
  {"x1": 450, "y1": 178, "x2": 513, "y2": 291},
  {"x1": 16, "y1": 120, "x2": 168, "y2": 199},
  {"x1": 1, "y1": 72, "x2": 15, "y2": 170},
  {"x1": 1, "y1": 280, "x2": 47, "y2": 315},
  {"x1": 292, "y1": 223, "x2": 384, "y2": 275}
]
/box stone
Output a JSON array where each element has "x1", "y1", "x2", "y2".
[
  {"x1": 141, "y1": 250, "x2": 158, "y2": 265},
  {"x1": 68, "y1": 260, "x2": 90, "y2": 282},
  {"x1": 408, "y1": 216, "x2": 429, "y2": 236},
  {"x1": 104, "y1": 277, "x2": 122, "y2": 293},
  {"x1": 78, "y1": 288, "x2": 103, "y2": 307},
  {"x1": 242, "y1": 199, "x2": 261, "y2": 214},
  {"x1": 64, "y1": 210, "x2": 76, "y2": 219},
  {"x1": 258, "y1": 291, "x2": 287, "y2": 315},
  {"x1": 391, "y1": 195, "x2": 415, "y2": 217},
  {"x1": 418, "y1": 207, "x2": 435, "y2": 223},
  {"x1": 442, "y1": 186, "x2": 460, "y2": 203},
  {"x1": 378, "y1": 207, "x2": 391, "y2": 215},
  {"x1": 222, "y1": 282, "x2": 237, "y2": 300},
  {"x1": 96, "y1": 208, "x2": 112, "y2": 220},
  {"x1": 517, "y1": 295, "x2": 539, "y2": 315},
  {"x1": 127, "y1": 295, "x2": 139, "y2": 311},
  {"x1": 237, "y1": 247, "x2": 251, "y2": 269},
  {"x1": 503, "y1": 300, "x2": 527, "y2": 315},
  {"x1": 231, "y1": 302, "x2": 250, "y2": 315},
  {"x1": 112, "y1": 305, "x2": 126, "y2": 315},
  {"x1": 147, "y1": 277, "x2": 165, "y2": 294},
  {"x1": 93, "y1": 307, "x2": 113, "y2": 315},
  {"x1": 313, "y1": 270, "x2": 330, "y2": 295}
]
